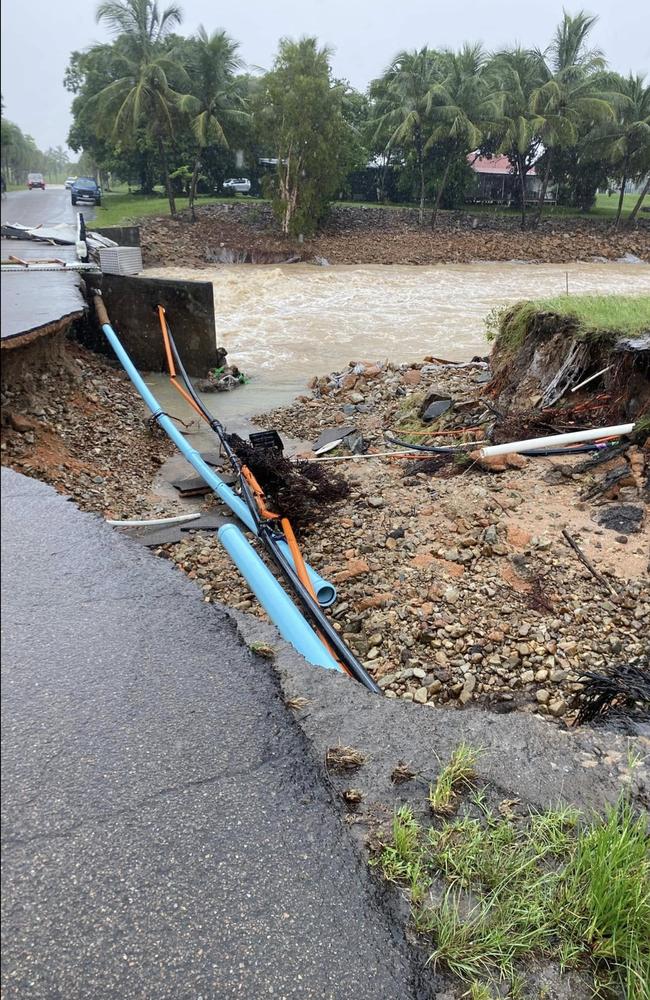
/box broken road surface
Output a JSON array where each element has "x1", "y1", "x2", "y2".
[{"x1": 1, "y1": 469, "x2": 421, "y2": 1000}]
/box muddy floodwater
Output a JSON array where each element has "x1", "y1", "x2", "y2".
[{"x1": 144, "y1": 260, "x2": 649, "y2": 420}]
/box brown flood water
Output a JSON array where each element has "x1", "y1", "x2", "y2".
[{"x1": 144, "y1": 260, "x2": 649, "y2": 421}]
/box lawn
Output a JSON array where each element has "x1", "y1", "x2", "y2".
[
  {"x1": 487, "y1": 294, "x2": 650, "y2": 356},
  {"x1": 592, "y1": 191, "x2": 649, "y2": 218},
  {"x1": 339, "y1": 190, "x2": 649, "y2": 221},
  {"x1": 535, "y1": 294, "x2": 650, "y2": 338}
]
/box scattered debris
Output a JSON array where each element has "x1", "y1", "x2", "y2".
[
  {"x1": 326, "y1": 745, "x2": 368, "y2": 773},
  {"x1": 312, "y1": 426, "x2": 356, "y2": 452},
  {"x1": 561, "y1": 528, "x2": 617, "y2": 595},
  {"x1": 341, "y1": 788, "x2": 364, "y2": 807},
  {"x1": 574, "y1": 660, "x2": 650, "y2": 729},
  {"x1": 421, "y1": 396, "x2": 453, "y2": 423},
  {"x1": 171, "y1": 475, "x2": 214, "y2": 497},
  {"x1": 286, "y1": 696, "x2": 311, "y2": 711},
  {"x1": 227, "y1": 433, "x2": 351, "y2": 532},
  {"x1": 596, "y1": 504, "x2": 645, "y2": 534},
  {"x1": 391, "y1": 761, "x2": 418, "y2": 784}
]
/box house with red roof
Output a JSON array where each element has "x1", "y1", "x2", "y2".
[{"x1": 467, "y1": 154, "x2": 556, "y2": 205}]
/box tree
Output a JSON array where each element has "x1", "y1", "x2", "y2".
[
  {"x1": 258, "y1": 37, "x2": 351, "y2": 236},
  {"x1": 425, "y1": 44, "x2": 495, "y2": 226},
  {"x1": 372, "y1": 48, "x2": 439, "y2": 223},
  {"x1": 627, "y1": 175, "x2": 650, "y2": 226},
  {"x1": 94, "y1": 0, "x2": 186, "y2": 214},
  {"x1": 488, "y1": 47, "x2": 546, "y2": 229},
  {"x1": 178, "y1": 27, "x2": 245, "y2": 219},
  {"x1": 0, "y1": 115, "x2": 46, "y2": 182},
  {"x1": 587, "y1": 73, "x2": 650, "y2": 227},
  {"x1": 530, "y1": 10, "x2": 612, "y2": 225}
]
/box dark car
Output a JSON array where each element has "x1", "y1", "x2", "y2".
[
  {"x1": 27, "y1": 173, "x2": 45, "y2": 190},
  {"x1": 71, "y1": 177, "x2": 101, "y2": 206}
]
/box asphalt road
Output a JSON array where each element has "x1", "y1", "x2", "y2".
[
  {"x1": 1, "y1": 469, "x2": 419, "y2": 1000},
  {"x1": 1, "y1": 184, "x2": 95, "y2": 227}
]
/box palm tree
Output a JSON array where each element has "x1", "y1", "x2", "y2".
[
  {"x1": 373, "y1": 48, "x2": 440, "y2": 224},
  {"x1": 587, "y1": 73, "x2": 650, "y2": 228},
  {"x1": 178, "y1": 27, "x2": 245, "y2": 219},
  {"x1": 530, "y1": 10, "x2": 612, "y2": 225},
  {"x1": 95, "y1": 0, "x2": 185, "y2": 215},
  {"x1": 488, "y1": 47, "x2": 547, "y2": 229},
  {"x1": 425, "y1": 44, "x2": 496, "y2": 226}
]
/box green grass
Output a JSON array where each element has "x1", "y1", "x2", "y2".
[
  {"x1": 429, "y1": 743, "x2": 481, "y2": 815},
  {"x1": 92, "y1": 189, "x2": 268, "y2": 226},
  {"x1": 374, "y1": 750, "x2": 650, "y2": 998},
  {"x1": 488, "y1": 294, "x2": 650, "y2": 357},
  {"x1": 339, "y1": 190, "x2": 649, "y2": 220},
  {"x1": 535, "y1": 295, "x2": 650, "y2": 338},
  {"x1": 592, "y1": 191, "x2": 649, "y2": 218}
]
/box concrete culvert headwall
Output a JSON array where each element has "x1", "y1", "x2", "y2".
[{"x1": 79, "y1": 272, "x2": 220, "y2": 377}]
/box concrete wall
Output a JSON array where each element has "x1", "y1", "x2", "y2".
[
  {"x1": 94, "y1": 225, "x2": 141, "y2": 247},
  {"x1": 80, "y1": 273, "x2": 219, "y2": 377}
]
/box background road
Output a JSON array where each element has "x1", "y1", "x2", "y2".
[{"x1": 1, "y1": 184, "x2": 95, "y2": 227}]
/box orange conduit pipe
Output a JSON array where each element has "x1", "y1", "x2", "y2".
[
  {"x1": 158, "y1": 305, "x2": 206, "y2": 419},
  {"x1": 281, "y1": 517, "x2": 353, "y2": 677}
]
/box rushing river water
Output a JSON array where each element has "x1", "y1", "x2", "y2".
[{"x1": 144, "y1": 260, "x2": 649, "y2": 419}]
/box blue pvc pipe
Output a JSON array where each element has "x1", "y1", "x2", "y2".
[
  {"x1": 276, "y1": 540, "x2": 337, "y2": 607},
  {"x1": 218, "y1": 524, "x2": 342, "y2": 672},
  {"x1": 100, "y1": 320, "x2": 337, "y2": 606},
  {"x1": 102, "y1": 323, "x2": 256, "y2": 530}
]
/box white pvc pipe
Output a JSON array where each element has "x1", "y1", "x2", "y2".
[
  {"x1": 480, "y1": 424, "x2": 634, "y2": 458},
  {"x1": 570, "y1": 366, "x2": 612, "y2": 392},
  {"x1": 106, "y1": 512, "x2": 201, "y2": 527}
]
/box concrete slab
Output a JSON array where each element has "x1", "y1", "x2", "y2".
[{"x1": 1, "y1": 240, "x2": 85, "y2": 343}]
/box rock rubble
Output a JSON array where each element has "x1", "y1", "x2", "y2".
[{"x1": 161, "y1": 357, "x2": 648, "y2": 723}]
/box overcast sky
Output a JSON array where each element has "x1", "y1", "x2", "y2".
[{"x1": 1, "y1": 0, "x2": 648, "y2": 152}]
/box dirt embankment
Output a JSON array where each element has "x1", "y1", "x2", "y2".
[
  {"x1": 1, "y1": 337, "x2": 177, "y2": 520},
  {"x1": 141, "y1": 201, "x2": 650, "y2": 268}
]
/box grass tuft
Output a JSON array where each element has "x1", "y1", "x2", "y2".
[
  {"x1": 285, "y1": 695, "x2": 310, "y2": 711},
  {"x1": 429, "y1": 743, "x2": 481, "y2": 815}
]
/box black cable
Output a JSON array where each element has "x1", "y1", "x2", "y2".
[
  {"x1": 384, "y1": 433, "x2": 471, "y2": 453},
  {"x1": 163, "y1": 314, "x2": 381, "y2": 695}
]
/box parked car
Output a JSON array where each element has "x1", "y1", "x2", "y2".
[
  {"x1": 71, "y1": 177, "x2": 102, "y2": 206},
  {"x1": 64, "y1": 176, "x2": 77, "y2": 189},
  {"x1": 222, "y1": 177, "x2": 251, "y2": 194},
  {"x1": 27, "y1": 173, "x2": 45, "y2": 190}
]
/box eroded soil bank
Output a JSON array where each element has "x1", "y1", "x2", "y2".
[
  {"x1": 1, "y1": 337, "x2": 176, "y2": 519},
  {"x1": 141, "y1": 201, "x2": 650, "y2": 268}
]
